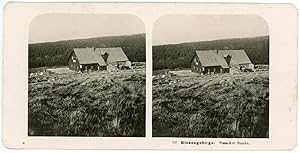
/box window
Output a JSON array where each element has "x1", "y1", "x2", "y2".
[{"x1": 72, "y1": 56, "x2": 76, "y2": 63}]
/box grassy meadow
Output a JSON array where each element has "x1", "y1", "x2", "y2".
[
  {"x1": 152, "y1": 70, "x2": 269, "y2": 138},
  {"x1": 28, "y1": 69, "x2": 145, "y2": 136}
]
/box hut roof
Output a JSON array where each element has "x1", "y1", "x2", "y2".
[
  {"x1": 95, "y1": 47, "x2": 129, "y2": 63},
  {"x1": 216, "y1": 50, "x2": 252, "y2": 65},
  {"x1": 195, "y1": 51, "x2": 229, "y2": 68},
  {"x1": 73, "y1": 48, "x2": 106, "y2": 66}
]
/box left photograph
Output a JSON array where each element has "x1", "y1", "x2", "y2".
[{"x1": 28, "y1": 14, "x2": 146, "y2": 137}]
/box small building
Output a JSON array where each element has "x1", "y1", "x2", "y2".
[
  {"x1": 68, "y1": 48, "x2": 107, "y2": 72},
  {"x1": 191, "y1": 51, "x2": 230, "y2": 74},
  {"x1": 215, "y1": 50, "x2": 254, "y2": 70},
  {"x1": 95, "y1": 47, "x2": 131, "y2": 69},
  {"x1": 191, "y1": 49, "x2": 254, "y2": 74}
]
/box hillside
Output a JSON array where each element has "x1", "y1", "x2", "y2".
[
  {"x1": 152, "y1": 70, "x2": 269, "y2": 137},
  {"x1": 29, "y1": 33, "x2": 146, "y2": 68},
  {"x1": 153, "y1": 36, "x2": 269, "y2": 70},
  {"x1": 28, "y1": 70, "x2": 145, "y2": 136}
]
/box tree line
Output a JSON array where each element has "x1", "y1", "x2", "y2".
[
  {"x1": 29, "y1": 34, "x2": 146, "y2": 68},
  {"x1": 153, "y1": 36, "x2": 269, "y2": 70}
]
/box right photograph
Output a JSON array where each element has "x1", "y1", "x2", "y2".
[{"x1": 152, "y1": 15, "x2": 269, "y2": 138}]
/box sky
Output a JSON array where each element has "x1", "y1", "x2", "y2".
[
  {"x1": 153, "y1": 15, "x2": 269, "y2": 46},
  {"x1": 29, "y1": 14, "x2": 145, "y2": 44}
]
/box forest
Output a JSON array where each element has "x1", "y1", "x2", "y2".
[
  {"x1": 29, "y1": 34, "x2": 268, "y2": 70},
  {"x1": 29, "y1": 33, "x2": 146, "y2": 68},
  {"x1": 153, "y1": 36, "x2": 269, "y2": 70}
]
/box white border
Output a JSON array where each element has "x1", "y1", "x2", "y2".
[{"x1": 2, "y1": 2, "x2": 298, "y2": 150}]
